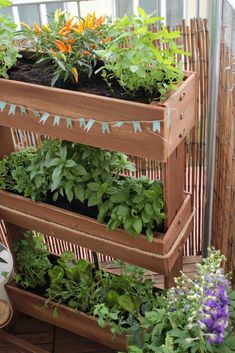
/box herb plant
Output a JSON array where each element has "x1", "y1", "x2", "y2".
[
  {"x1": 13, "y1": 231, "x2": 52, "y2": 289},
  {"x1": 21, "y1": 10, "x2": 110, "y2": 86},
  {"x1": 127, "y1": 249, "x2": 235, "y2": 353},
  {"x1": 13, "y1": 233, "x2": 235, "y2": 352},
  {"x1": 0, "y1": 0, "x2": 20, "y2": 78},
  {"x1": 97, "y1": 7, "x2": 186, "y2": 101},
  {"x1": 0, "y1": 140, "x2": 165, "y2": 240}
]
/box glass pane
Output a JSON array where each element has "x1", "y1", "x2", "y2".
[
  {"x1": 46, "y1": 2, "x2": 65, "y2": 17},
  {"x1": 139, "y1": 0, "x2": 159, "y2": 15},
  {"x1": 18, "y1": 4, "x2": 40, "y2": 27},
  {"x1": 79, "y1": 0, "x2": 113, "y2": 18},
  {"x1": 166, "y1": 0, "x2": 183, "y2": 27},
  {"x1": 116, "y1": 0, "x2": 133, "y2": 17}
]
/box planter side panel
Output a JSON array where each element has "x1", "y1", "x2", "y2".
[{"x1": 6, "y1": 284, "x2": 127, "y2": 352}]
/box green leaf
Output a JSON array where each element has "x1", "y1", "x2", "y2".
[
  {"x1": 65, "y1": 159, "x2": 77, "y2": 168},
  {"x1": 116, "y1": 205, "x2": 129, "y2": 217},
  {"x1": 132, "y1": 218, "x2": 142, "y2": 234},
  {"x1": 57, "y1": 60, "x2": 66, "y2": 71},
  {"x1": 144, "y1": 203, "x2": 153, "y2": 216},
  {"x1": 74, "y1": 165, "x2": 87, "y2": 175},
  {"x1": 118, "y1": 295, "x2": 135, "y2": 312},
  {"x1": 88, "y1": 193, "x2": 98, "y2": 207},
  {"x1": 110, "y1": 191, "x2": 128, "y2": 203},
  {"x1": 87, "y1": 182, "x2": 100, "y2": 192},
  {"x1": 74, "y1": 185, "x2": 85, "y2": 202}
]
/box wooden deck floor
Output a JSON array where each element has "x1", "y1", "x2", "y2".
[{"x1": 0, "y1": 256, "x2": 200, "y2": 353}]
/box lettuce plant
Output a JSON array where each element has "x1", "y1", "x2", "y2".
[{"x1": 0, "y1": 0, "x2": 20, "y2": 78}]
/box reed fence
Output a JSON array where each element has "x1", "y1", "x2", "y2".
[
  {"x1": 0, "y1": 18, "x2": 210, "y2": 263},
  {"x1": 212, "y1": 29, "x2": 235, "y2": 281}
]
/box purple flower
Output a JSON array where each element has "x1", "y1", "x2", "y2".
[{"x1": 199, "y1": 278, "x2": 229, "y2": 345}]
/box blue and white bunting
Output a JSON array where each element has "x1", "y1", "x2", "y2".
[
  {"x1": 66, "y1": 117, "x2": 73, "y2": 128},
  {"x1": 20, "y1": 106, "x2": 27, "y2": 115},
  {"x1": 8, "y1": 104, "x2": 16, "y2": 115},
  {"x1": 167, "y1": 108, "x2": 171, "y2": 128},
  {"x1": 0, "y1": 101, "x2": 167, "y2": 136},
  {"x1": 0, "y1": 101, "x2": 6, "y2": 112},
  {"x1": 84, "y1": 119, "x2": 95, "y2": 132},
  {"x1": 34, "y1": 111, "x2": 41, "y2": 118},
  {"x1": 132, "y1": 121, "x2": 142, "y2": 133},
  {"x1": 39, "y1": 112, "x2": 50, "y2": 124},
  {"x1": 53, "y1": 115, "x2": 61, "y2": 126},
  {"x1": 113, "y1": 121, "x2": 124, "y2": 128},
  {"x1": 78, "y1": 117, "x2": 86, "y2": 128},
  {"x1": 152, "y1": 121, "x2": 161, "y2": 133},
  {"x1": 101, "y1": 122, "x2": 110, "y2": 133}
]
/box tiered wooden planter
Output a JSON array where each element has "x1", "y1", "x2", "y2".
[{"x1": 0, "y1": 71, "x2": 196, "y2": 351}]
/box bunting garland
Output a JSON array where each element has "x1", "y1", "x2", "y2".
[{"x1": 0, "y1": 100, "x2": 171, "y2": 135}]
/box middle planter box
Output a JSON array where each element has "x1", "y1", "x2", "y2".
[{"x1": 0, "y1": 190, "x2": 193, "y2": 275}]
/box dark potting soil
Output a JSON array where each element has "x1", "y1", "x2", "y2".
[
  {"x1": 46, "y1": 193, "x2": 99, "y2": 219},
  {"x1": 8, "y1": 58, "x2": 158, "y2": 104}
]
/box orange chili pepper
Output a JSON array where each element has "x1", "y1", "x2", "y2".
[
  {"x1": 50, "y1": 48, "x2": 57, "y2": 56},
  {"x1": 83, "y1": 50, "x2": 91, "y2": 55},
  {"x1": 96, "y1": 15, "x2": 106, "y2": 26},
  {"x1": 103, "y1": 36, "x2": 111, "y2": 44},
  {"x1": 70, "y1": 37, "x2": 75, "y2": 44},
  {"x1": 98, "y1": 31, "x2": 103, "y2": 36},
  {"x1": 59, "y1": 26, "x2": 67, "y2": 35},
  {"x1": 54, "y1": 40, "x2": 68, "y2": 52},
  {"x1": 65, "y1": 16, "x2": 74, "y2": 31},
  {"x1": 71, "y1": 67, "x2": 78, "y2": 82},
  {"x1": 62, "y1": 30, "x2": 70, "y2": 37},
  {"x1": 34, "y1": 21, "x2": 42, "y2": 35},
  {"x1": 67, "y1": 44, "x2": 72, "y2": 52},
  {"x1": 77, "y1": 20, "x2": 84, "y2": 34}
]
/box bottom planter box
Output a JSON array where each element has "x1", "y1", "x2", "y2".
[{"x1": 6, "y1": 282, "x2": 127, "y2": 352}]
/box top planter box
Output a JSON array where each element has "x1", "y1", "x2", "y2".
[{"x1": 0, "y1": 72, "x2": 196, "y2": 161}]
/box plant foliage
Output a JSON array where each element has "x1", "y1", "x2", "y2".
[
  {"x1": 0, "y1": 0, "x2": 20, "y2": 78},
  {"x1": 0, "y1": 140, "x2": 165, "y2": 240},
  {"x1": 13, "y1": 233, "x2": 235, "y2": 352},
  {"x1": 96, "y1": 7, "x2": 186, "y2": 101}
]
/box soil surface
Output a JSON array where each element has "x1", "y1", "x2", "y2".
[{"x1": 8, "y1": 58, "x2": 157, "y2": 104}]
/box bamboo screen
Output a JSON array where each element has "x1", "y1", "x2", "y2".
[
  {"x1": 0, "y1": 18, "x2": 209, "y2": 261},
  {"x1": 212, "y1": 28, "x2": 235, "y2": 279}
]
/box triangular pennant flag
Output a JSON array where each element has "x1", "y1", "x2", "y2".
[
  {"x1": 78, "y1": 117, "x2": 86, "y2": 128},
  {"x1": 53, "y1": 115, "x2": 61, "y2": 126},
  {"x1": 8, "y1": 104, "x2": 16, "y2": 115},
  {"x1": 0, "y1": 101, "x2": 6, "y2": 112},
  {"x1": 101, "y1": 122, "x2": 110, "y2": 133},
  {"x1": 20, "y1": 106, "x2": 27, "y2": 115},
  {"x1": 132, "y1": 121, "x2": 142, "y2": 133},
  {"x1": 113, "y1": 121, "x2": 124, "y2": 128},
  {"x1": 34, "y1": 111, "x2": 41, "y2": 118},
  {"x1": 84, "y1": 119, "x2": 95, "y2": 132},
  {"x1": 39, "y1": 112, "x2": 50, "y2": 124},
  {"x1": 66, "y1": 117, "x2": 73, "y2": 128},
  {"x1": 152, "y1": 121, "x2": 161, "y2": 133},
  {"x1": 167, "y1": 108, "x2": 171, "y2": 128}
]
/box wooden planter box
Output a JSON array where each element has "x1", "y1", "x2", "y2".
[
  {"x1": 6, "y1": 282, "x2": 126, "y2": 351},
  {"x1": 0, "y1": 72, "x2": 196, "y2": 161},
  {"x1": 0, "y1": 190, "x2": 193, "y2": 274}
]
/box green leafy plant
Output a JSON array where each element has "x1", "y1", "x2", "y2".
[
  {"x1": 97, "y1": 7, "x2": 186, "y2": 101},
  {"x1": 97, "y1": 176, "x2": 165, "y2": 241},
  {"x1": 13, "y1": 231, "x2": 52, "y2": 289},
  {"x1": 127, "y1": 249, "x2": 235, "y2": 353},
  {"x1": 20, "y1": 10, "x2": 110, "y2": 86},
  {"x1": 0, "y1": 0, "x2": 20, "y2": 78},
  {"x1": 0, "y1": 140, "x2": 165, "y2": 240}
]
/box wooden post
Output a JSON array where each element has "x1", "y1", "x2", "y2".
[
  {"x1": 163, "y1": 138, "x2": 186, "y2": 287},
  {"x1": 164, "y1": 138, "x2": 186, "y2": 228},
  {"x1": 0, "y1": 127, "x2": 24, "y2": 254}
]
